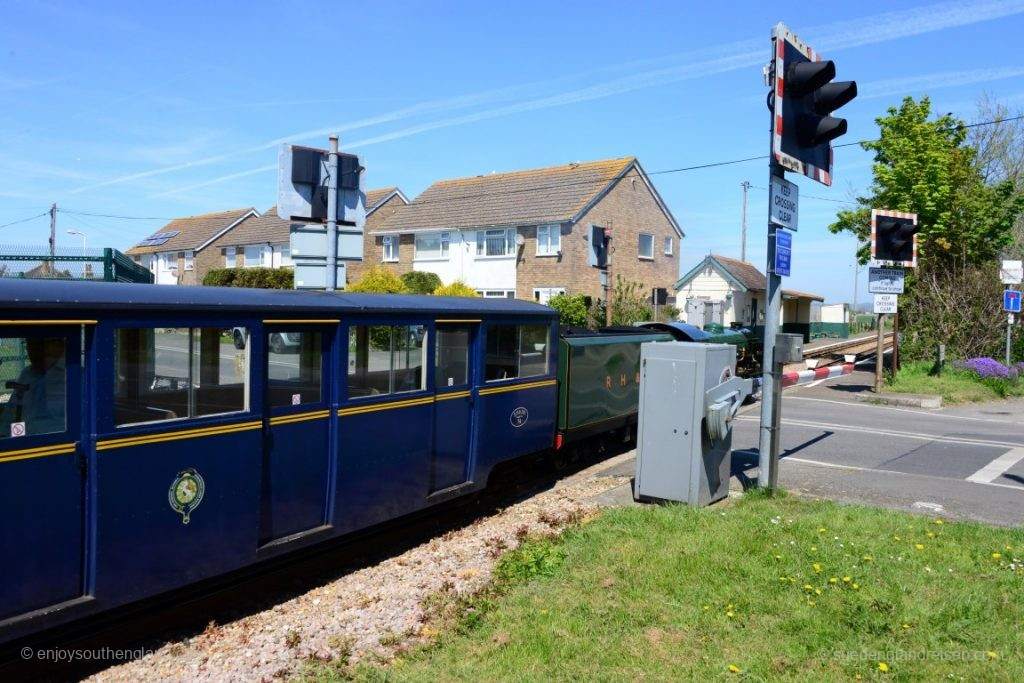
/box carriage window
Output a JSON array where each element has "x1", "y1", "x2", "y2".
[
  {"x1": 435, "y1": 327, "x2": 469, "y2": 388},
  {"x1": 114, "y1": 327, "x2": 249, "y2": 426},
  {"x1": 348, "y1": 325, "x2": 426, "y2": 398},
  {"x1": 0, "y1": 336, "x2": 67, "y2": 438},
  {"x1": 268, "y1": 331, "x2": 322, "y2": 407},
  {"x1": 485, "y1": 324, "x2": 549, "y2": 381}
]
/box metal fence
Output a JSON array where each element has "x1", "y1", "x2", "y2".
[{"x1": 0, "y1": 246, "x2": 153, "y2": 283}]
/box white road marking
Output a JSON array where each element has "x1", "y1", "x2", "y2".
[
  {"x1": 782, "y1": 456, "x2": 1024, "y2": 491},
  {"x1": 735, "y1": 414, "x2": 1024, "y2": 449},
  {"x1": 785, "y1": 395, "x2": 1017, "y2": 423},
  {"x1": 966, "y1": 447, "x2": 1024, "y2": 484}
]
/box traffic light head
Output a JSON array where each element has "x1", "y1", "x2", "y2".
[
  {"x1": 872, "y1": 211, "x2": 919, "y2": 266},
  {"x1": 772, "y1": 24, "x2": 857, "y2": 186},
  {"x1": 588, "y1": 224, "x2": 610, "y2": 268}
]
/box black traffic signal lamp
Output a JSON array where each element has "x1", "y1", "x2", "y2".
[
  {"x1": 779, "y1": 41, "x2": 857, "y2": 172},
  {"x1": 874, "y1": 215, "x2": 919, "y2": 264}
]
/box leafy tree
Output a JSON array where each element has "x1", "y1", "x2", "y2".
[
  {"x1": 346, "y1": 266, "x2": 408, "y2": 294},
  {"x1": 401, "y1": 270, "x2": 442, "y2": 294},
  {"x1": 547, "y1": 293, "x2": 589, "y2": 327},
  {"x1": 829, "y1": 96, "x2": 1024, "y2": 360},
  {"x1": 433, "y1": 281, "x2": 478, "y2": 297},
  {"x1": 588, "y1": 276, "x2": 652, "y2": 327}
]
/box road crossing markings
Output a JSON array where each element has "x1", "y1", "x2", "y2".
[
  {"x1": 785, "y1": 396, "x2": 1022, "y2": 424},
  {"x1": 782, "y1": 456, "x2": 1024, "y2": 491},
  {"x1": 966, "y1": 447, "x2": 1024, "y2": 484}
]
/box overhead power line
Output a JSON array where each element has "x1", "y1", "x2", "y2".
[{"x1": 0, "y1": 212, "x2": 49, "y2": 230}]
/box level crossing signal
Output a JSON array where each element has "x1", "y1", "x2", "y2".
[
  {"x1": 772, "y1": 23, "x2": 857, "y2": 186},
  {"x1": 872, "y1": 210, "x2": 920, "y2": 267},
  {"x1": 588, "y1": 224, "x2": 610, "y2": 268}
]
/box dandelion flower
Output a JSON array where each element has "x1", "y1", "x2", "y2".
[
  {"x1": 915, "y1": 544, "x2": 924, "y2": 550},
  {"x1": 829, "y1": 577, "x2": 839, "y2": 584},
  {"x1": 893, "y1": 535, "x2": 901, "y2": 541},
  {"x1": 852, "y1": 583, "x2": 860, "y2": 590},
  {"x1": 774, "y1": 555, "x2": 782, "y2": 560},
  {"x1": 902, "y1": 623, "x2": 910, "y2": 629},
  {"x1": 1006, "y1": 545, "x2": 1013, "y2": 551},
  {"x1": 818, "y1": 527, "x2": 826, "y2": 533},
  {"x1": 728, "y1": 664, "x2": 740, "y2": 673},
  {"x1": 703, "y1": 605, "x2": 710, "y2": 611},
  {"x1": 815, "y1": 588, "x2": 822, "y2": 595},
  {"x1": 934, "y1": 519, "x2": 944, "y2": 525},
  {"x1": 842, "y1": 576, "x2": 851, "y2": 583},
  {"x1": 927, "y1": 531, "x2": 935, "y2": 538},
  {"x1": 988, "y1": 651, "x2": 998, "y2": 660},
  {"x1": 804, "y1": 583, "x2": 814, "y2": 590},
  {"x1": 878, "y1": 662, "x2": 889, "y2": 673},
  {"x1": 992, "y1": 552, "x2": 1002, "y2": 559},
  {"x1": 726, "y1": 611, "x2": 735, "y2": 618},
  {"x1": 811, "y1": 546, "x2": 818, "y2": 552},
  {"x1": 807, "y1": 599, "x2": 816, "y2": 606},
  {"x1": 863, "y1": 555, "x2": 873, "y2": 562},
  {"x1": 855, "y1": 674, "x2": 863, "y2": 680},
  {"x1": 813, "y1": 563, "x2": 822, "y2": 573}
]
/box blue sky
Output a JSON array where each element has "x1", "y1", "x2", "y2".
[{"x1": 2, "y1": 0, "x2": 1023, "y2": 303}]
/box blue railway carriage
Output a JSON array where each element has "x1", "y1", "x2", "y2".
[{"x1": 0, "y1": 280, "x2": 558, "y2": 644}]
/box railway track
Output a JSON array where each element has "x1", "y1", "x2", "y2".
[{"x1": 801, "y1": 331, "x2": 893, "y2": 368}]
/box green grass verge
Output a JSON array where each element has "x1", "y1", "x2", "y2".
[
  {"x1": 318, "y1": 495, "x2": 1023, "y2": 682},
  {"x1": 886, "y1": 361, "x2": 1024, "y2": 404}
]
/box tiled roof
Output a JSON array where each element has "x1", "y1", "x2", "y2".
[
  {"x1": 676, "y1": 253, "x2": 824, "y2": 301},
  {"x1": 371, "y1": 158, "x2": 637, "y2": 233},
  {"x1": 711, "y1": 254, "x2": 766, "y2": 291},
  {"x1": 365, "y1": 187, "x2": 405, "y2": 212},
  {"x1": 125, "y1": 207, "x2": 256, "y2": 255},
  {"x1": 212, "y1": 206, "x2": 289, "y2": 246}
]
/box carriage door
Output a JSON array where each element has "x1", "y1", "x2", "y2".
[
  {"x1": 0, "y1": 327, "x2": 84, "y2": 620},
  {"x1": 260, "y1": 324, "x2": 332, "y2": 544},
  {"x1": 431, "y1": 322, "x2": 477, "y2": 494}
]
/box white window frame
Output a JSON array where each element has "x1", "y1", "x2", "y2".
[
  {"x1": 638, "y1": 233, "x2": 654, "y2": 260},
  {"x1": 536, "y1": 224, "x2": 561, "y2": 256},
  {"x1": 244, "y1": 244, "x2": 272, "y2": 268},
  {"x1": 533, "y1": 287, "x2": 566, "y2": 304},
  {"x1": 477, "y1": 289, "x2": 516, "y2": 299},
  {"x1": 382, "y1": 235, "x2": 399, "y2": 262},
  {"x1": 663, "y1": 236, "x2": 673, "y2": 256},
  {"x1": 414, "y1": 231, "x2": 450, "y2": 260},
  {"x1": 223, "y1": 248, "x2": 236, "y2": 268},
  {"x1": 275, "y1": 243, "x2": 292, "y2": 267},
  {"x1": 183, "y1": 251, "x2": 194, "y2": 271},
  {"x1": 476, "y1": 229, "x2": 515, "y2": 258}
]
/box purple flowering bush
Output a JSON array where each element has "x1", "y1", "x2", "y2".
[{"x1": 959, "y1": 357, "x2": 1014, "y2": 379}]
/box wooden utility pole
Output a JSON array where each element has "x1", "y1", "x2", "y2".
[
  {"x1": 740, "y1": 181, "x2": 750, "y2": 262},
  {"x1": 48, "y1": 203, "x2": 56, "y2": 276},
  {"x1": 874, "y1": 314, "x2": 885, "y2": 392}
]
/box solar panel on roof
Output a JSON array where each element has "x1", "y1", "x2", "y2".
[{"x1": 137, "y1": 230, "x2": 179, "y2": 247}]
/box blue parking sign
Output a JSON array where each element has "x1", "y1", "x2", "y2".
[
  {"x1": 1005, "y1": 289, "x2": 1021, "y2": 313},
  {"x1": 774, "y1": 229, "x2": 792, "y2": 277}
]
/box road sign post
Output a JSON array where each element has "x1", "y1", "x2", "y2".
[{"x1": 1006, "y1": 289, "x2": 1021, "y2": 366}]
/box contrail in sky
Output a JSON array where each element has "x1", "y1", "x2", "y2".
[{"x1": 84, "y1": 0, "x2": 1024, "y2": 198}]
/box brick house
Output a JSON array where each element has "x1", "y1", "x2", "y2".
[
  {"x1": 367, "y1": 157, "x2": 683, "y2": 302},
  {"x1": 125, "y1": 208, "x2": 258, "y2": 285},
  {"x1": 345, "y1": 187, "x2": 408, "y2": 283},
  {"x1": 674, "y1": 253, "x2": 823, "y2": 339}
]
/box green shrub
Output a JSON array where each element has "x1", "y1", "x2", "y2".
[
  {"x1": 547, "y1": 294, "x2": 589, "y2": 327},
  {"x1": 346, "y1": 266, "x2": 409, "y2": 293},
  {"x1": 202, "y1": 267, "x2": 292, "y2": 289},
  {"x1": 433, "y1": 281, "x2": 479, "y2": 297},
  {"x1": 402, "y1": 271, "x2": 443, "y2": 295}
]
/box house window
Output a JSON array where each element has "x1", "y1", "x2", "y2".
[
  {"x1": 537, "y1": 225, "x2": 560, "y2": 256},
  {"x1": 184, "y1": 251, "x2": 194, "y2": 271},
  {"x1": 663, "y1": 236, "x2": 673, "y2": 256},
  {"x1": 244, "y1": 245, "x2": 271, "y2": 268},
  {"x1": 533, "y1": 288, "x2": 566, "y2": 304},
  {"x1": 476, "y1": 290, "x2": 515, "y2": 299},
  {"x1": 414, "y1": 232, "x2": 450, "y2": 260},
  {"x1": 382, "y1": 235, "x2": 398, "y2": 262},
  {"x1": 638, "y1": 233, "x2": 654, "y2": 260},
  {"x1": 273, "y1": 244, "x2": 291, "y2": 267},
  {"x1": 476, "y1": 229, "x2": 515, "y2": 257},
  {"x1": 223, "y1": 248, "x2": 236, "y2": 268}
]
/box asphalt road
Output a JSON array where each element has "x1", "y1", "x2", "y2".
[
  {"x1": 727, "y1": 367, "x2": 1024, "y2": 526},
  {"x1": 599, "y1": 365, "x2": 1024, "y2": 527}
]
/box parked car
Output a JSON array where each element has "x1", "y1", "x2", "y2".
[{"x1": 231, "y1": 327, "x2": 300, "y2": 354}]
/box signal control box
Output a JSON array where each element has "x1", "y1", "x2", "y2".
[{"x1": 634, "y1": 342, "x2": 751, "y2": 506}]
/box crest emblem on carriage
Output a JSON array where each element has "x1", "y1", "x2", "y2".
[
  {"x1": 168, "y1": 468, "x2": 205, "y2": 524},
  {"x1": 510, "y1": 406, "x2": 529, "y2": 428}
]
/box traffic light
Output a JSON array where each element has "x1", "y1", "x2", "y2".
[
  {"x1": 588, "y1": 224, "x2": 610, "y2": 268},
  {"x1": 872, "y1": 210, "x2": 919, "y2": 266},
  {"x1": 772, "y1": 24, "x2": 857, "y2": 185}
]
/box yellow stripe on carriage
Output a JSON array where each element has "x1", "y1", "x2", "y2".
[
  {"x1": 478, "y1": 379, "x2": 557, "y2": 396},
  {"x1": 261, "y1": 319, "x2": 340, "y2": 324},
  {"x1": 0, "y1": 320, "x2": 98, "y2": 325},
  {"x1": 0, "y1": 442, "x2": 76, "y2": 463},
  {"x1": 434, "y1": 391, "x2": 472, "y2": 402},
  {"x1": 97, "y1": 420, "x2": 262, "y2": 451},
  {"x1": 337, "y1": 396, "x2": 434, "y2": 417},
  {"x1": 269, "y1": 410, "x2": 331, "y2": 425}
]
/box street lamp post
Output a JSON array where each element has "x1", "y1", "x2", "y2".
[{"x1": 66, "y1": 229, "x2": 87, "y2": 256}]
